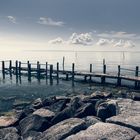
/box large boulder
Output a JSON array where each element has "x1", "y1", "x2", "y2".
[
  {"x1": 33, "y1": 108, "x2": 55, "y2": 120},
  {"x1": 35, "y1": 118, "x2": 86, "y2": 140},
  {"x1": 0, "y1": 127, "x2": 21, "y2": 140},
  {"x1": 65, "y1": 122, "x2": 138, "y2": 140},
  {"x1": 19, "y1": 114, "x2": 50, "y2": 135},
  {"x1": 106, "y1": 99, "x2": 140, "y2": 133},
  {"x1": 96, "y1": 100, "x2": 118, "y2": 121},
  {"x1": 32, "y1": 98, "x2": 43, "y2": 109},
  {"x1": 134, "y1": 135, "x2": 140, "y2": 140}
]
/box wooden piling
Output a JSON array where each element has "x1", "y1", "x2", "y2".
[
  {"x1": 9, "y1": 60, "x2": 12, "y2": 77},
  {"x1": 117, "y1": 65, "x2": 121, "y2": 86},
  {"x1": 90, "y1": 64, "x2": 92, "y2": 81},
  {"x1": 15, "y1": 60, "x2": 18, "y2": 76},
  {"x1": 46, "y1": 62, "x2": 48, "y2": 79},
  {"x1": 28, "y1": 62, "x2": 31, "y2": 78},
  {"x1": 135, "y1": 66, "x2": 139, "y2": 88},
  {"x1": 37, "y1": 61, "x2": 40, "y2": 78},
  {"x1": 19, "y1": 61, "x2": 21, "y2": 76},
  {"x1": 66, "y1": 73, "x2": 69, "y2": 80},
  {"x1": 72, "y1": 63, "x2": 75, "y2": 86},
  {"x1": 56, "y1": 62, "x2": 59, "y2": 80},
  {"x1": 63, "y1": 56, "x2": 65, "y2": 71},
  {"x1": 101, "y1": 64, "x2": 106, "y2": 84},
  {"x1": 2, "y1": 61, "x2": 5, "y2": 79},
  {"x1": 50, "y1": 65, "x2": 53, "y2": 79}
]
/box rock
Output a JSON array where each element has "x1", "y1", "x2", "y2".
[
  {"x1": 0, "y1": 116, "x2": 18, "y2": 128},
  {"x1": 97, "y1": 100, "x2": 118, "y2": 121},
  {"x1": 134, "y1": 135, "x2": 140, "y2": 140},
  {"x1": 0, "y1": 127, "x2": 21, "y2": 140},
  {"x1": 131, "y1": 92, "x2": 140, "y2": 101},
  {"x1": 32, "y1": 98, "x2": 43, "y2": 109},
  {"x1": 91, "y1": 91, "x2": 112, "y2": 99},
  {"x1": 74, "y1": 103, "x2": 95, "y2": 118},
  {"x1": 83, "y1": 116, "x2": 101, "y2": 128},
  {"x1": 19, "y1": 114, "x2": 50, "y2": 135},
  {"x1": 42, "y1": 96, "x2": 57, "y2": 106},
  {"x1": 33, "y1": 108, "x2": 55, "y2": 120},
  {"x1": 65, "y1": 122, "x2": 138, "y2": 140},
  {"x1": 35, "y1": 118, "x2": 86, "y2": 140},
  {"x1": 22, "y1": 131, "x2": 42, "y2": 140},
  {"x1": 106, "y1": 99, "x2": 140, "y2": 133},
  {"x1": 107, "y1": 115, "x2": 140, "y2": 133}
]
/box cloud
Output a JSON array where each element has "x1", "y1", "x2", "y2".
[
  {"x1": 113, "y1": 40, "x2": 135, "y2": 48},
  {"x1": 98, "y1": 31, "x2": 138, "y2": 40},
  {"x1": 48, "y1": 37, "x2": 64, "y2": 44},
  {"x1": 96, "y1": 38, "x2": 111, "y2": 46},
  {"x1": 7, "y1": 16, "x2": 17, "y2": 24},
  {"x1": 69, "y1": 33, "x2": 93, "y2": 45},
  {"x1": 38, "y1": 17, "x2": 64, "y2": 27}
]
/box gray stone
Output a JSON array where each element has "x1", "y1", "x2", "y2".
[
  {"x1": 131, "y1": 92, "x2": 140, "y2": 101},
  {"x1": 65, "y1": 122, "x2": 138, "y2": 140},
  {"x1": 35, "y1": 118, "x2": 86, "y2": 140},
  {"x1": 19, "y1": 114, "x2": 50, "y2": 135},
  {"x1": 32, "y1": 98, "x2": 43, "y2": 109},
  {"x1": 134, "y1": 135, "x2": 140, "y2": 140},
  {"x1": 33, "y1": 108, "x2": 55, "y2": 120},
  {"x1": 91, "y1": 91, "x2": 112, "y2": 99},
  {"x1": 0, "y1": 127, "x2": 20, "y2": 140}
]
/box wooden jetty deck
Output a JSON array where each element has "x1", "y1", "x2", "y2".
[{"x1": 0, "y1": 60, "x2": 140, "y2": 89}]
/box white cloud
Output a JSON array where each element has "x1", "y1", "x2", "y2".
[
  {"x1": 38, "y1": 17, "x2": 64, "y2": 27},
  {"x1": 48, "y1": 37, "x2": 64, "y2": 44},
  {"x1": 96, "y1": 38, "x2": 111, "y2": 46},
  {"x1": 69, "y1": 33, "x2": 93, "y2": 45},
  {"x1": 98, "y1": 31, "x2": 138, "y2": 40},
  {"x1": 113, "y1": 40, "x2": 135, "y2": 48},
  {"x1": 7, "y1": 16, "x2": 17, "y2": 24}
]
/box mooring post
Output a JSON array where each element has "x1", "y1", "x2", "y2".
[
  {"x1": 15, "y1": 60, "x2": 18, "y2": 76},
  {"x1": 50, "y1": 64, "x2": 53, "y2": 80},
  {"x1": 46, "y1": 62, "x2": 48, "y2": 79},
  {"x1": 72, "y1": 63, "x2": 75, "y2": 86},
  {"x1": 63, "y1": 56, "x2": 65, "y2": 71},
  {"x1": 135, "y1": 66, "x2": 139, "y2": 88},
  {"x1": 101, "y1": 64, "x2": 106, "y2": 84},
  {"x1": 28, "y1": 63, "x2": 31, "y2": 82},
  {"x1": 2, "y1": 61, "x2": 5, "y2": 79},
  {"x1": 90, "y1": 64, "x2": 92, "y2": 81},
  {"x1": 117, "y1": 65, "x2": 121, "y2": 86},
  {"x1": 19, "y1": 61, "x2": 21, "y2": 76},
  {"x1": 37, "y1": 61, "x2": 40, "y2": 79},
  {"x1": 56, "y1": 62, "x2": 59, "y2": 81},
  {"x1": 9, "y1": 60, "x2": 12, "y2": 77}
]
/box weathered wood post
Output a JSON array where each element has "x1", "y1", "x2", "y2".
[
  {"x1": 56, "y1": 62, "x2": 59, "y2": 83},
  {"x1": 9, "y1": 60, "x2": 12, "y2": 77},
  {"x1": 46, "y1": 62, "x2": 48, "y2": 79},
  {"x1": 37, "y1": 61, "x2": 40, "y2": 79},
  {"x1": 72, "y1": 63, "x2": 75, "y2": 86},
  {"x1": 28, "y1": 61, "x2": 31, "y2": 81},
  {"x1": 66, "y1": 73, "x2": 69, "y2": 80},
  {"x1": 63, "y1": 56, "x2": 65, "y2": 71},
  {"x1": 117, "y1": 65, "x2": 121, "y2": 86},
  {"x1": 19, "y1": 61, "x2": 21, "y2": 76},
  {"x1": 50, "y1": 64, "x2": 53, "y2": 80},
  {"x1": 101, "y1": 64, "x2": 106, "y2": 84},
  {"x1": 2, "y1": 61, "x2": 5, "y2": 79},
  {"x1": 15, "y1": 60, "x2": 18, "y2": 76},
  {"x1": 135, "y1": 66, "x2": 139, "y2": 88},
  {"x1": 90, "y1": 64, "x2": 92, "y2": 81}
]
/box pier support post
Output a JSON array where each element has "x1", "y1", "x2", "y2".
[
  {"x1": 89, "y1": 64, "x2": 92, "y2": 81},
  {"x1": 50, "y1": 65, "x2": 53, "y2": 80},
  {"x1": 28, "y1": 62, "x2": 31, "y2": 81},
  {"x1": 37, "y1": 61, "x2": 40, "y2": 79},
  {"x1": 72, "y1": 63, "x2": 75, "y2": 87},
  {"x1": 117, "y1": 65, "x2": 121, "y2": 86},
  {"x1": 56, "y1": 62, "x2": 59, "y2": 83},
  {"x1": 63, "y1": 56, "x2": 65, "y2": 71},
  {"x1": 101, "y1": 64, "x2": 106, "y2": 84},
  {"x1": 19, "y1": 61, "x2": 21, "y2": 76},
  {"x1": 9, "y1": 60, "x2": 12, "y2": 77},
  {"x1": 46, "y1": 62, "x2": 48, "y2": 79},
  {"x1": 15, "y1": 60, "x2": 18, "y2": 76},
  {"x1": 2, "y1": 61, "x2": 5, "y2": 79},
  {"x1": 135, "y1": 66, "x2": 139, "y2": 88},
  {"x1": 66, "y1": 73, "x2": 69, "y2": 80}
]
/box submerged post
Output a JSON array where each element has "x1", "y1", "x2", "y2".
[
  {"x1": 90, "y1": 64, "x2": 92, "y2": 81},
  {"x1": 135, "y1": 66, "x2": 139, "y2": 88},
  {"x1": 63, "y1": 56, "x2": 65, "y2": 71},
  {"x1": 2, "y1": 61, "x2": 5, "y2": 79},
  {"x1": 15, "y1": 60, "x2": 18, "y2": 76},
  {"x1": 9, "y1": 60, "x2": 12, "y2": 77},
  {"x1": 101, "y1": 64, "x2": 106, "y2": 84},
  {"x1": 28, "y1": 62, "x2": 31, "y2": 81},
  {"x1": 46, "y1": 62, "x2": 48, "y2": 79},
  {"x1": 117, "y1": 65, "x2": 121, "y2": 86},
  {"x1": 50, "y1": 64, "x2": 53, "y2": 80},
  {"x1": 37, "y1": 61, "x2": 40, "y2": 78},
  {"x1": 72, "y1": 63, "x2": 75, "y2": 86},
  {"x1": 19, "y1": 61, "x2": 21, "y2": 76},
  {"x1": 56, "y1": 62, "x2": 59, "y2": 82}
]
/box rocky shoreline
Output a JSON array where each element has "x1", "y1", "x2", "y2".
[{"x1": 0, "y1": 91, "x2": 140, "y2": 140}]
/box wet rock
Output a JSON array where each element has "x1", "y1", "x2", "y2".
[
  {"x1": 32, "y1": 98, "x2": 43, "y2": 109},
  {"x1": 42, "y1": 96, "x2": 57, "y2": 106},
  {"x1": 134, "y1": 135, "x2": 140, "y2": 140},
  {"x1": 33, "y1": 108, "x2": 55, "y2": 120},
  {"x1": 19, "y1": 114, "x2": 50, "y2": 135},
  {"x1": 74, "y1": 103, "x2": 95, "y2": 118},
  {"x1": 83, "y1": 116, "x2": 101, "y2": 128},
  {"x1": 0, "y1": 127, "x2": 21, "y2": 140},
  {"x1": 91, "y1": 91, "x2": 112, "y2": 99},
  {"x1": 22, "y1": 131, "x2": 42, "y2": 140},
  {"x1": 131, "y1": 92, "x2": 140, "y2": 101},
  {"x1": 65, "y1": 122, "x2": 138, "y2": 140},
  {"x1": 0, "y1": 116, "x2": 18, "y2": 128},
  {"x1": 97, "y1": 100, "x2": 118, "y2": 121},
  {"x1": 107, "y1": 115, "x2": 140, "y2": 133},
  {"x1": 35, "y1": 118, "x2": 86, "y2": 140}
]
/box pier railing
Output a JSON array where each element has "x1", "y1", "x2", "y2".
[{"x1": 0, "y1": 60, "x2": 140, "y2": 89}]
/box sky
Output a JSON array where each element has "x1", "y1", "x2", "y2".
[{"x1": 0, "y1": 0, "x2": 140, "y2": 51}]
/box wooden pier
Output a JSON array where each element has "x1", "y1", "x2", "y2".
[{"x1": 0, "y1": 60, "x2": 140, "y2": 89}]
